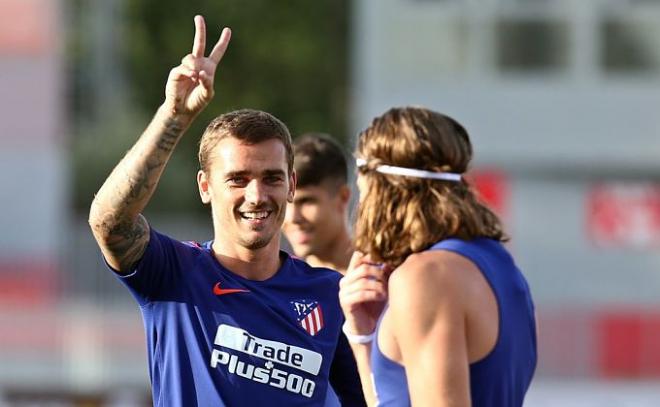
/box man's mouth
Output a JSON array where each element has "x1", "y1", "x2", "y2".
[
  {"x1": 289, "y1": 229, "x2": 313, "y2": 244},
  {"x1": 240, "y1": 210, "x2": 271, "y2": 220},
  {"x1": 240, "y1": 211, "x2": 271, "y2": 220}
]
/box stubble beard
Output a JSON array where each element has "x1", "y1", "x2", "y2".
[
  {"x1": 240, "y1": 232, "x2": 274, "y2": 250},
  {"x1": 239, "y1": 204, "x2": 285, "y2": 251}
]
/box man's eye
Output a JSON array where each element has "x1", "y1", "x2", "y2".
[
  {"x1": 265, "y1": 176, "x2": 284, "y2": 184},
  {"x1": 227, "y1": 178, "x2": 247, "y2": 186}
]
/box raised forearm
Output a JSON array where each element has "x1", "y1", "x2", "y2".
[{"x1": 88, "y1": 106, "x2": 193, "y2": 271}]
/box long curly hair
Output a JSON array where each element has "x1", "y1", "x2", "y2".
[{"x1": 354, "y1": 107, "x2": 507, "y2": 268}]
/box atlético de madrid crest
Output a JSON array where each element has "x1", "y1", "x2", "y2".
[{"x1": 290, "y1": 299, "x2": 324, "y2": 336}]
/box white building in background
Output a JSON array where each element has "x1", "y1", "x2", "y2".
[
  {"x1": 0, "y1": 0, "x2": 65, "y2": 302},
  {"x1": 0, "y1": 0, "x2": 149, "y2": 401},
  {"x1": 352, "y1": 0, "x2": 660, "y2": 378}
]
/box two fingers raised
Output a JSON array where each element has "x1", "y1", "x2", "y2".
[{"x1": 192, "y1": 15, "x2": 231, "y2": 65}]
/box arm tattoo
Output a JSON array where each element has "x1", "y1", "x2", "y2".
[
  {"x1": 97, "y1": 214, "x2": 150, "y2": 272},
  {"x1": 156, "y1": 118, "x2": 184, "y2": 152},
  {"x1": 90, "y1": 112, "x2": 189, "y2": 272}
]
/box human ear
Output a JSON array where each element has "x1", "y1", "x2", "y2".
[
  {"x1": 338, "y1": 184, "x2": 351, "y2": 209},
  {"x1": 197, "y1": 170, "x2": 212, "y2": 204},
  {"x1": 287, "y1": 170, "x2": 297, "y2": 203}
]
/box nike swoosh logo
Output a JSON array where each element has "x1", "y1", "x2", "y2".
[{"x1": 213, "y1": 282, "x2": 250, "y2": 296}]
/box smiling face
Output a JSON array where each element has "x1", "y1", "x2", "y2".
[{"x1": 198, "y1": 137, "x2": 295, "y2": 254}]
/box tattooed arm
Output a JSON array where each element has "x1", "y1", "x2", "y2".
[{"x1": 88, "y1": 16, "x2": 231, "y2": 273}]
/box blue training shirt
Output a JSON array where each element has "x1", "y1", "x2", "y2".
[
  {"x1": 371, "y1": 238, "x2": 537, "y2": 407},
  {"x1": 112, "y1": 228, "x2": 351, "y2": 407}
]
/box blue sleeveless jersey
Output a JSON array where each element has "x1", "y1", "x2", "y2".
[
  {"x1": 371, "y1": 238, "x2": 537, "y2": 407},
  {"x1": 113, "y1": 228, "x2": 351, "y2": 407}
]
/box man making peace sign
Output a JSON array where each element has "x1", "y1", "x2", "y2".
[{"x1": 89, "y1": 16, "x2": 363, "y2": 407}]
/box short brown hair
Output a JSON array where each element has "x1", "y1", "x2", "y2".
[
  {"x1": 198, "y1": 109, "x2": 293, "y2": 174},
  {"x1": 294, "y1": 133, "x2": 348, "y2": 188},
  {"x1": 355, "y1": 106, "x2": 507, "y2": 267}
]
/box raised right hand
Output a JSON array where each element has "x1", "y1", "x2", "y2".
[
  {"x1": 339, "y1": 252, "x2": 390, "y2": 336},
  {"x1": 164, "y1": 15, "x2": 231, "y2": 116}
]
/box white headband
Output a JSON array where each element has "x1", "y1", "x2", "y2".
[{"x1": 356, "y1": 158, "x2": 462, "y2": 182}]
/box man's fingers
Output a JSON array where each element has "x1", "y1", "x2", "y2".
[
  {"x1": 198, "y1": 70, "x2": 214, "y2": 92},
  {"x1": 340, "y1": 289, "x2": 387, "y2": 308},
  {"x1": 209, "y1": 27, "x2": 232, "y2": 64},
  {"x1": 192, "y1": 15, "x2": 206, "y2": 58},
  {"x1": 340, "y1": 262, "x2": 385, "y2": 288},
  {"x1": 168, "y1": 65, "x2": 197, "y2": 82},
  {"x1": 347, "y1": 251, "x2": 367, "y2": 273},
  {"x1": 181, "y1": 54, "x2": 204, "y2": 71},
  {"x1": 347, "y1": 251, "x2": 385, "y2": 274},
  {"x1": 339, "y1": 273, "x2": 387, "y2": 307},
  {"x1": 342, "y1": 277, "x2": 386, "y2": 295}
]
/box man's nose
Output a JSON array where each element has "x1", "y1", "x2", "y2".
[
  {"x1": 245, "y1": 180, "x2": 267, "y2": 204},
  {"x1": 285, "y1": 202, "x2": 303, "y2": 225}
]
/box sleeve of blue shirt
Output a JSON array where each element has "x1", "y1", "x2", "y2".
[{"x1": 329, "y1": 331, "x2": 367, "y2": 407}]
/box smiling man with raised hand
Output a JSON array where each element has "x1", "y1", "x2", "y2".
[{"x1": 89, "y1": 15, "x2": 362, "y2": 407}]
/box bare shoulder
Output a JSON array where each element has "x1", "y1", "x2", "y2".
[
  {"x1": 387, "y1": 249, "x2": 479, "y2": 341},
  {"x1": 389, "y1": 249, "x2": 478, "y2": 298}
]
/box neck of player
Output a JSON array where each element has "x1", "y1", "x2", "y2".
[
  {"x1": 305, "y1": 230, "x2": 353, "y2": 274},
  {"x1": 211, "y1": 236, "x2": 284, "y2": 281}
]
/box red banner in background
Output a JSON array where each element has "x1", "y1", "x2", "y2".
[
  {"x1": 538, "y1": 308, "x2": 660, "y2": 379},
  {"x1": 0, "y1": 0, "x2": 53, "y2": 55},
  {"x1": 0, "y1": 259, "x2": 57, "y2": 306},
  {"x1": 597, "y1": 310, "x2": 660, "y2": 378},
  {"x1": 467, "y1": 169, "x2": 510, "y2": 221},
  {"x1": 587, "y1": 183, "x2": 660, "y2": 249}
]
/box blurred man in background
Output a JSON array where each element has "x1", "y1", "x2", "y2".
[
  {"x1": 281, "y1": 134, "x2": 365, "y2": 405},
  {"x1": 283, "y1": 133, "x2": 353, "y2": 274}
]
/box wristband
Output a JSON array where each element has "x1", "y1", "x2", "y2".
[{"x1": 342, "y1": 321, "x2": 376, "y2": 344}]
